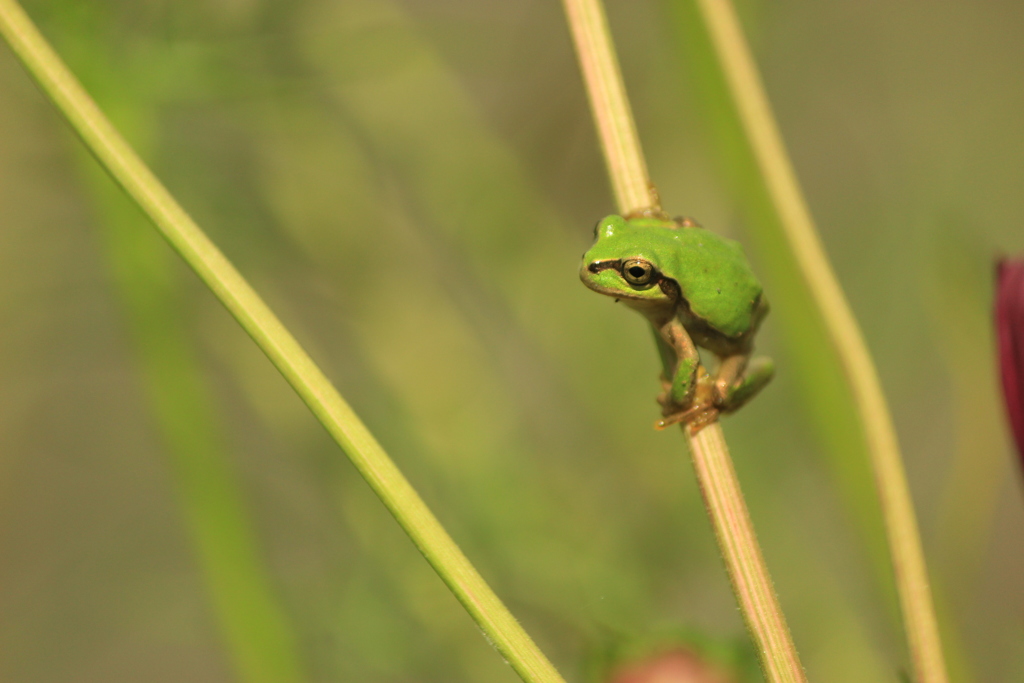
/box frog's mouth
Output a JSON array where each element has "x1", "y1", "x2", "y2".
[{"x1": 580, "y1": 260, "x2": 676, "y2": 304}]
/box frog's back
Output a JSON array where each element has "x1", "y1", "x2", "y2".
[{"x1": 662, "y1": 227, "x2": 763, "y2": 339}]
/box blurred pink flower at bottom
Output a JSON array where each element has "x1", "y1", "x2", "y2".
[
  {"x1": 607, "y1": 649, "x2": 733, "y2": 683},
  {"x1": 996, "y1": 259, "x2": 1024, "y2": 463}
]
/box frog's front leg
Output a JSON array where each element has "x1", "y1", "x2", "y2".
[
  {"x1": 653, "y1": 319, "x2": 717, "y2": 430},
  {"x1": 713, "y1": 354, "x2": 774, "y2": 413}
]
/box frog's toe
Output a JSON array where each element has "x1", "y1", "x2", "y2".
[
  {"x1": 718, "y1": 356, "x2": 774, "y2": 413},
  {"x1": 654, "y1": 403, "x2": 719, "y2": 432},
  {"x1": 684, "y1": 407, "x2": 720, "y2": 434}
]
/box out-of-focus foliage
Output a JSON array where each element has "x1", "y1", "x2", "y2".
[
  {"x1": 585, "y1": 626, "x2": 760, "y2": 683},
  {"x1": 996, "y1": 259, "x2": 1024, "y2": 464},
  {"x1": 0, "y1": 0, "x2": 1022, "y2": 682}
]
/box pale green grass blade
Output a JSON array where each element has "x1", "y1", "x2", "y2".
[
  {"x1": 686, "y1": 1, "x2": 949, "y2": 681},
  {"x1": 37, "y1": 7, "x2": 308, "y2": 677},
  {"x1": 85, "y1": 159, "x2": 308, "y2": 683},
  {"x1": 663, "y1": 0, "x2": 895, "y2": 621},
  {"x1": 0, "y1": 2, "x2": 564, "y2": 681}
]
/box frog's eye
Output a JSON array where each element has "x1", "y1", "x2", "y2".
[{"x1": 621, "y1": 259, "x2": 655, "y2": 286}]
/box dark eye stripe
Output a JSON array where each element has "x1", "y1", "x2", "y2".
[{"x1": 587, "y1": 260, "x2": 620, "y2": 274}]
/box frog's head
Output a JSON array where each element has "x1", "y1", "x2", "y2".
[{"x1": 579, "y1": 214, "x2": 679, "y2": 310}]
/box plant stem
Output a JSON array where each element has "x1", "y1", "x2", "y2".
[
  {"x1": 0, "y1": 2, "x2": 565, "y2": 681},
  {"x1": 562, "y1": 1, "x2": 806, "y2": 681},
  {"x1": 689, "y1": 425, "x2": 807, "y2": 683},
  {"x1": 692, "y1": 1, "x2": 948, "y2": 681},
  {"x1": 561, "y1": 0, "x2": 657, "y2": 215}
]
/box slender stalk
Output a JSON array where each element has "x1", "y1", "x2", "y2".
[
  {"x1": 0, "y1": 3, "x2": 564, "y2": 682},
  {"x1": 562, "y1": 0, "x2": 657, "y2": 215},
  {"x1": 562, "y1": 1, "x2": 806, "y2": 681},
  {"x1": 692, "y1": 2, "x2": 949, "y2": 682},
  {"x1": 689, "y1": 425, "x2": 807, "y2": 683}
]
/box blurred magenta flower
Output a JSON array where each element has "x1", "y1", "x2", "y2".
[
  {"x1": 996, "y1": 259, "x2": 1024, "y2": 460},
  {"x1": 607, "y1": 649, "x2": 732, "y2": 683}
]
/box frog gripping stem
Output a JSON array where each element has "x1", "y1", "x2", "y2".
[{"x1": 581, "y1": 214, "x2": 773, "y2": 432}]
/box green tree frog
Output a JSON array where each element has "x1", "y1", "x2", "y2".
[{"x1": 580, "y1": 213, "x2": 773, "y2": 432}]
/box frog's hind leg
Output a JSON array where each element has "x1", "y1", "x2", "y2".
[{"x1": 713, "y1": 355, "x2": 774, "y2": 413}]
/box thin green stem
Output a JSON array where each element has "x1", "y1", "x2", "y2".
[
  {"x1": 0, "y1": 3, "x2": 564, "y2": 682},
  {"x1": 561, "y1": 1, "x2": 806, "y2": 681},
  {"x1": 693, "y1": 1, "x2": 948, "y2": 681}
]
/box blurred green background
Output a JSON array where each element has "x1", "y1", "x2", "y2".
[{"x1": 1, "y1": 0, "x2": 1023, "y2": 681}]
